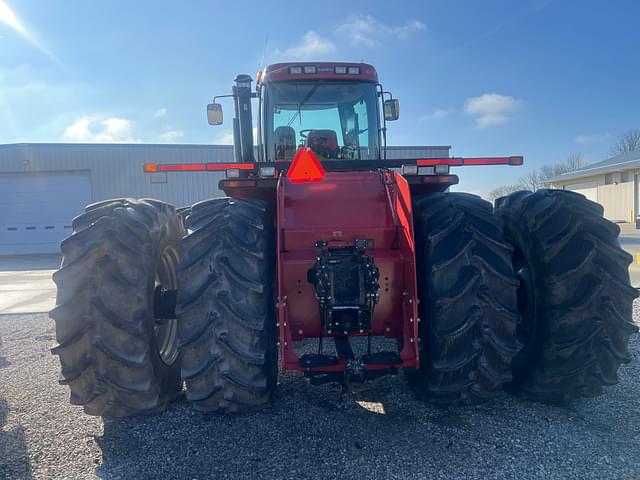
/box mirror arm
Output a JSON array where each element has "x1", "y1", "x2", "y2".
[
  {"x1": 212, "y1": 92, "x2": 257, "y2": 102},
  {"x1": 213, "y1": 93, "x2": 236, "y2": 103}
]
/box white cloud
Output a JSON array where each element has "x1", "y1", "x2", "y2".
[
  {"x1": 576, "y1": 132, "x2": 611, "y2": 144},
  {"x1": 419, "y1": 108, "x2": 454, "y2": 121},
  {"x1": 0, "y1": 66, "x2": 183, "y2": 144},
  {"x1": 154, "y1": 107, "x2": 167, "y2": 118},
  {"x1": 337, "y1": 15, "x2": 425, "y2": 47},
  {"x1": 63, "y1": 116, "x2": 137, "y2": 143},
  {"x1": 464, "y1": 93, "x2": 522, "y2": 128},
  {"x1": 393, "y1": 19, "x2": 427, "y2": 39},
  {"x1": 62, "y1": 114, "x2": 188, "y2": 144},
  {"x1": 278, "y1": 31, "x2": 336, "y2": 60},
  {"x1": 63, "y1": 115, "x2": 189, "y2": 143},
  {"x1": 158, "y1": 129, "x2": 184, "y2": 143}
]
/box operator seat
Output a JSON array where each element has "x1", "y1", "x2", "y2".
[
  {"x1": 274, "y1": 126, "x2": 296, "y2": 161},
  {"x1": 306, "y1": 129, "x2": 339, "y2": 158}
]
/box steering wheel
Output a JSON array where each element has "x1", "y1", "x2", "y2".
[{"x1": 299, "y1": 129, "x2": 314, "y2": 141}]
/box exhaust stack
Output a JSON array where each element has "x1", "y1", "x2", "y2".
[{"x1": 232, "y1": 74, "x2": 255, "y2": 163}]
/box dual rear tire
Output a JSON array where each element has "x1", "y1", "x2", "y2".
[
  {"x1": 495, "y1": 189, "x2": 638, "y2": 401},
  {"x1": 51, "y1": 197, "x2": 277, "y2": 416},
  {"x1": 409, "y1": 190, "x2": 638, "y2": 405}
]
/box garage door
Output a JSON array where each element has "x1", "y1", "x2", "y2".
[
  {"x1": 0, "y1": 172, "x2": 91, "y2": 255},
  {"x1": 564, "y1": 181, "x2": 598, "y2": 203}
]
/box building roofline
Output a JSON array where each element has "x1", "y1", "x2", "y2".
[{"x1": 549, "y1": 150, "x2": 640, "y2": 183}]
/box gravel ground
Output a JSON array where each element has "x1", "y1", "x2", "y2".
[{"x1": 1, "y1": 304, "x2": 639, "y2": 480}]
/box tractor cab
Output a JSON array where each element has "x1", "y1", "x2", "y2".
[
  {"x1": 207, "y1": 62, "x2": 399, "y2": 163},
  {"x1": 263, "y1": 76, "x2": 382, "y2": 161}
]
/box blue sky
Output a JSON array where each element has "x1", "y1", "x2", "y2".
[{"x1": 1, "y1": 0, "x2": 639, "y2": 196}]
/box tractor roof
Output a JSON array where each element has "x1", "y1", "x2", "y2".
[{"x1": 259, "y1": 62, "x2": 379, "y2": 84}]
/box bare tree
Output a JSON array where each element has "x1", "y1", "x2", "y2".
[
  {"x1": 489, "y1": 152, "x2": 589, "y2": 203},
  {"x1": 538, "y1": 152, "x2": 587, "y2": 186},
  {"x1": 488, "y1": 184, "x2": 522, "y2": 202},
  {"x1": 519, "y1": 169, "x2": 544, "y2": 191},
  {"x1": 564, "y1": 152, "x2": 588, "y2": 171},
  {"x1": 539, "y1": 163, "x2": 568, "y2": 183},
  {"x1": 611, "y1": 129, "x2": 640, "y2": 156}
]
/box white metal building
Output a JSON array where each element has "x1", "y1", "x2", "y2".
[
  {"x1": 0, "y1": 143, "x2": 450, "y2": 254},
  {"x1": 549, "y1": 150, "x2": 640, "y2": 223}
]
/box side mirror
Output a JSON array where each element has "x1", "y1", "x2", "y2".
[
  {"x1": 384, "y1": 99, "x2": 400, "y2": 121},
  {"x1": 207, "y1": 103, "x2": 223, "y2": 125}
]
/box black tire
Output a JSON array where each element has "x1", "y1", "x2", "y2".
[
  {"x1": 406, "y1": 193, "x2": 520, "y2": 405},
  {"x1": 495, "y1": 189, "x2": 638, "y2": 402},
  {"x1": 176, "y1": 197, "x2": 277, "y2": 412},
  {"x1": 50, "y1": 198, "x2": 184, "y2": 416}
]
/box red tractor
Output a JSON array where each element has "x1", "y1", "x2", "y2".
[{"x1": 51, "y1": 62, "x2": 638, "y2": 416}]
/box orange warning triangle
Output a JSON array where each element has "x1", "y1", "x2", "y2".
[{"x1": 286, "y1": 147, "x2": 326, "y2": 184}]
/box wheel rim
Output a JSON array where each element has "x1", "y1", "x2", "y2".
[{"x1": 153, "y1": 246, "x2": 180, "y2": 366}]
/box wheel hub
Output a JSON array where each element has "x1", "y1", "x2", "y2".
[
  {"x1": 153, "y1": 247, "x2": 180, "y2": 366},
  {"x1": 514, "y1": 262, "x2": 537, "y2": 369}
]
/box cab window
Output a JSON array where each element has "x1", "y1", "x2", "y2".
[{"x1": 265, "y1": 82, "x2": 380, "y2": 161}]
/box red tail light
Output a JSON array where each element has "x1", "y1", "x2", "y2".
[{"x1": 286, "y1": 148, "x2": 326, "y2": 184}]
